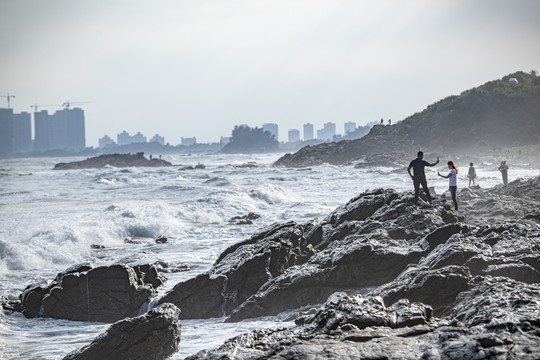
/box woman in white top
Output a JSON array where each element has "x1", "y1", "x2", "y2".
[{"x1": 438, "y1": 161, "x2": 458, "y2": 211}]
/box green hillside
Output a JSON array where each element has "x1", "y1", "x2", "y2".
[
  {"x1": 398, "y1": 70, "x2": 540, "y2": 151},
  {"x1": 275, "y1": 71, "x2": 540, "y2": 167}
]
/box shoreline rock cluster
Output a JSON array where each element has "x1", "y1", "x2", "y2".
[{"x1": 53, "y1": 152, "x2": 172, "y2": 170}]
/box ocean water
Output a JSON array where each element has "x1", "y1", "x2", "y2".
[{"x1": 0, "y1": 153, "x2": 538, "y2": 359}]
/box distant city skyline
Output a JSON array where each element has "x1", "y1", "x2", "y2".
[{"x1": 1, "y1": 1, "x2": 539, "y2": 147}]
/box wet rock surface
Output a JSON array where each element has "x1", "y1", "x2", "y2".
[
  {"x1": 163, "y1": 176, "x2": 540, "y2": 358},
  {"x1": 13, "y1": 263, "x2": 164, "y2": 322},
  {"x1": 157, "y1": 179, "x2": 540, "y2": 324},
  {"x1": 53, "y1": 152, "x2": 172, "y2": 170},
  {"x1": 63, "y1": 303, "x2": 181, "y2": 360},
  {"x1": 187, "y1": 286, "x2": 540, "y2": 360}
]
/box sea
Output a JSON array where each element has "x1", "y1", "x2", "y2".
[{"x1": 1, "y1": 152, "x2": 538, "y2": 359}]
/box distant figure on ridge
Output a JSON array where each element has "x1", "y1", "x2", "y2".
[
  {"x1": 388, "y1": 119, "x2": 391, "y2": 126},
  {"x1": 438, "y1": 161, "x2": 459, "y2": 211},
  {"x1": 407, "y1": 151, "x2": 439, "y2": 205},
  {"x1": 380, "y1": 118, "x2": 384, "y2": 125},
  {"x1": 498, "y1": 161, "x2": 509, "y2": 185},
  {"x1": 467, "y1": 162, "x2": 476, "y2": 186}
]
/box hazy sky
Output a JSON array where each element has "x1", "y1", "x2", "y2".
[{"x1": 1, "y1": 0, "x2": 539, "y2": 146}]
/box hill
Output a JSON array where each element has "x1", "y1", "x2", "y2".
[{"x1": 275, "y1": 71, "x2": 540, "y2": 167}]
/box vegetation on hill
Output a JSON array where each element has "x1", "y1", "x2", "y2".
[
  {"x1": 221, "y1": 125, "x2": 279, "y2": 153},
  {"x1": 275, "y1": 71, "x2": 540, "y2": 167},
  {"x1": 396, "y1": 70, "x2": 540, "y2": 151}
]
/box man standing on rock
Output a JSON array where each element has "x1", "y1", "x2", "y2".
[
  {"x1": 498, "y1": 161, "x2": 509, "y2": 185},
  {"x1": 407, "y1": 151, "x2": 439, "y2": 205}
]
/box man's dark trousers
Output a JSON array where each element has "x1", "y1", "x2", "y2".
[{"x1": 413, "y1": 178, "x2": 432, "y2": 204}]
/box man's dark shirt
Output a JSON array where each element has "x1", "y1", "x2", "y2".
[{"x1": 409, "y1": 158, "x2": 429, "y2": 180}]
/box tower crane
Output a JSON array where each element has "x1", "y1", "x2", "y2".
[
  {"x1": 1, "y1": 93, "x2": 15, "y2": 109},
  {"x1": 62, "y1": 101, "x2": 90, "y2": 109},
  {"x1": 30, "y1": 103, "x2": 58, "y2": 112}
]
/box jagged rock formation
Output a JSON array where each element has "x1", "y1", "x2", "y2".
[
  {"x1": 53, "y1": 152, "x2": 172, "y2": 169},
  {"x1": 186, "y1": 285, "x2": 540, "y2": 359},
  {"x1": 15, "y1": 263, "x2": 164, "y2": 322},
  {"x1": 275, "y1": 71, "x2": 540, "y2": 167},
  {"x1": 156, "y1": 176, "x2": 540, "y2": 333},
  {"x1": 63, "y1": 303, "x2": 181, "y2": 360}
]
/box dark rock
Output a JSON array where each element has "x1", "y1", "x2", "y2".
[
  {"x1": 186, "y1": 289, "x2": 540, "y2": 360},
  {"x1": 63, "y1": 303, "x2": 181, "y2": 360},
  {"x1": 158, "y1": 176, "x2": 540, "y2": 330},
  {"x1": 179, "y1": 162, "x2": 205, "y2": 170},
  {"x1": 228, "y1": 212, "x2": 261, "y2": 225},
  {"x1": 450, "y1": 275, "x2": 540, "y2": 330},
  {"x1": 90, "y1": 244, "x2": 105, "y2": 249},
  {"x1": 0, "y1": 296, "x2": 22, "y2": 313},
  {"x1": 124, "y1": 237, "x2": 142, "y2": 244},
  {"x1": 18, "y1": 263, "x2": 164, "y2": 322},
  {"x1": 370, "y1": 265, "x2": 472, "y2": 316},
  {"x1": 54, "y1": 152, "x2": 172, "y2": 170},
  {"x1": 155, "y1": 235, "x2": 168, "y2": 244},
  {"x1": 158, "y1": 221, "x2": 315, "y2": 319},
  {"x1": 180, "y1": 176, "x2": 540, "y2": 359}
]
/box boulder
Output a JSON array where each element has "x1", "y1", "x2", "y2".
[
  {"x1": 63, "y1": 303, "x2": 181, "y2": 360},
  {"x1": 19, "y1": 263, "x2": 164, "y2": 322},
  {"x1": 158, "y1": 221, "x2": 315, "y2": 318}
]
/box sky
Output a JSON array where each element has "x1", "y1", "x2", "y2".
[{"x1": 1, "y1": 0, "x2": 539, "y2": 147}]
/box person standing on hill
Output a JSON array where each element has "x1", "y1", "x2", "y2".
[
  {"x1": 467, "y1": 162, "x2": 476, "y2": 186},
  {"x1": 498, "y1": 161, "x2": 509, "y2": 185},
  {"x1": 438, "y1": 161, "x2": 459, "y2": 211},
  {"x1": 407, "y1": 151, "x2": 439, "y2": 205}
]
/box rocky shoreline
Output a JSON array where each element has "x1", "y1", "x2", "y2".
[
  {"x1": 2, "y1": 176, "x2": 540, "y2": 359},
  {"x1": 53, "y1": 152, "x2": 172, "y2": 170}
]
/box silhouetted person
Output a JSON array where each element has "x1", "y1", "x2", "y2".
[
  {"x1": 498, "y1": 161, "x2": 509, "y2": 185},
  {"x1": 438, "y1": 161, "x2": 459, "y2": 211},
  {"x1": 380, "y1": 118, "x2": 384, "y2": 125},
  {"x1": 388, "y1": 119, "x2": 391, "y2": 126},
  {"x1": 467, "y1": 162, "x2": 476, "y2": 186},
  {"x1": 407, "y1": 151, "x2": 439, "y2": 205}
]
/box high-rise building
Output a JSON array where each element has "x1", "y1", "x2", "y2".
[
  {"x1": 262, "y1": 123, "x2": 279, "y2": 141},
  {"x1": 0, "y1": 108, "x2": 14, "y2": 157},
  {"x1": 117, "y1": 131, "x2": 147, "y2": 145},
  {"x1": 317, "y1": 122, "x2": 336, "y2": 140},
  {"x1": 34, "y1": 110, "x2": 48, "y2": 151},
  {"x1": 150, "y1": 134, "x2": 165, "y2": 145},
  {"x1": 303, "y1": 123, "x2": 314, "y2": 141},
  {"x1": 0, "y1": 110, "x2": 32, "y2": 155},
  {"x1": 99, "y1": 135, "x2": 115, "y2": 148},
  {"x1": 344, "y1": 121, "x2": 356, "y2": 134},
  {"x1": 181, "y1": 137, "x2": 196, "y2": 146},
  {"x1": 117, "y1": 131, "x2": 131, "y2": 146},
  {"x1": 33, "y1": 108, "x2": 86, "y2": 152},
  {"x1": 132, "y1": 132, "x2": 147, "y2": 143},
  {"x1": 13, "y1": 112, "x2": 31, "y2": 153},
  {"x1": 288, "y1": 129, "x2": 300, "y2": 143}
]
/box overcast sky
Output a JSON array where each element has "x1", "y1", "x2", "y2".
[{"x1": 1, "y1": 0, "x2": 539, "y2": 146}]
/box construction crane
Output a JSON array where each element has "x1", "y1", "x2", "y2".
[
  {"x1": 30, "y1": 103, "x2": 58, "y2": 112},
  {"x1": 62, "y1": 101, "x2": 90, "y2": 109},
  {"x1": 1, "y1": 93, "x2": 15, "y2": 109}
]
